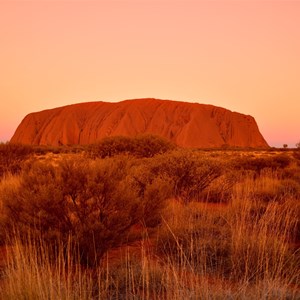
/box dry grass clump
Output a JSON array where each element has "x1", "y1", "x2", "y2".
[
  {"x1": 229, "y1": 197, "x2": 299, "y2": 282},
  {"x1": 156, "y1": 200, "x2": 230, "y2": 276},
  {"x1": 0, "y1": 234, "x2": 98, "y2": 300}
]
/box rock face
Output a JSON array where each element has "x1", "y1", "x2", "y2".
[{"x1": 11, "y1": 98, "x2": 269, "y2": 148}]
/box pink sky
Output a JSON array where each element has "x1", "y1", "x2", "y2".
[{"x1": 0, "y1": 0, "x2": 299, "y2": 147}]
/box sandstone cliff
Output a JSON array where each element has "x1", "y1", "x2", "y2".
[{"x1": 11, "y1": 98, "x2": 269, "y2": 148}]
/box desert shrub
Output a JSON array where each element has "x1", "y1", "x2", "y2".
[
  {"x1": 136, "y1": 176, "x2": 171, "y2": 227},
  {"x1": 133, "y1": 134, "x2": 176, "y2": 157},
  {"x1": 87, "y1": 134, "x2": 176, "y2": 158},
  {"x1": 1, "y1": 156, "x2": 169, "y2": 265},
  {"x1": 0, "y1": 143, "x2": 34, "y2": 178},
  {"x1": 2, "y1": 162, "x2": 66, "y2": 240},
  {"x1": 130, "y1": 160, "x2": 173, "y2": 227},
  {"x1": 88, "y1": 136, "x2": 134, "y2": 158},
  {"x1": 233, "y1": 154, "x2": 291, "y2": 175},
  {"x1": 148, "y1": 150, "x2": 223, "y2": 202}
]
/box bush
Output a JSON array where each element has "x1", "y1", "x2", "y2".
[
  {"x1": 130, "y1": 161, "x2": 172, "y2": 227},
  {"x1": 149, "y1": 150, "x2": 223, "y2": 202},
  {"x1": 0, "y1": 143, "x2": 34, "y2": 178},
  {"x1": 1, "y1": 157, "x2": 169, "y2": 265},
  {"x1": 87, "y1": 134, "x2": 176, "y2": 158},
  {"x1": 233, "y1": 154, "x2": 291, "y2": 175}
]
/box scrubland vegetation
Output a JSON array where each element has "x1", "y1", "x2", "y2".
[{"x1": 0, "y1": 136, "x2": 299, "y2": 299}]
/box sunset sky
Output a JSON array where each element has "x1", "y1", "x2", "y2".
[{"x1": 0, "y1": 0, "x2": 299, "y2": 147}]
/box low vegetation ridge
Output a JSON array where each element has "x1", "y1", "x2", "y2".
[{"x1": 11, "y1": 98, "x2": 269, "y2": 148}]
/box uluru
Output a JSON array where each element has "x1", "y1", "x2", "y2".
[{"x1": 10, "y1": 98, "x2": 269, "y2": 148}]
